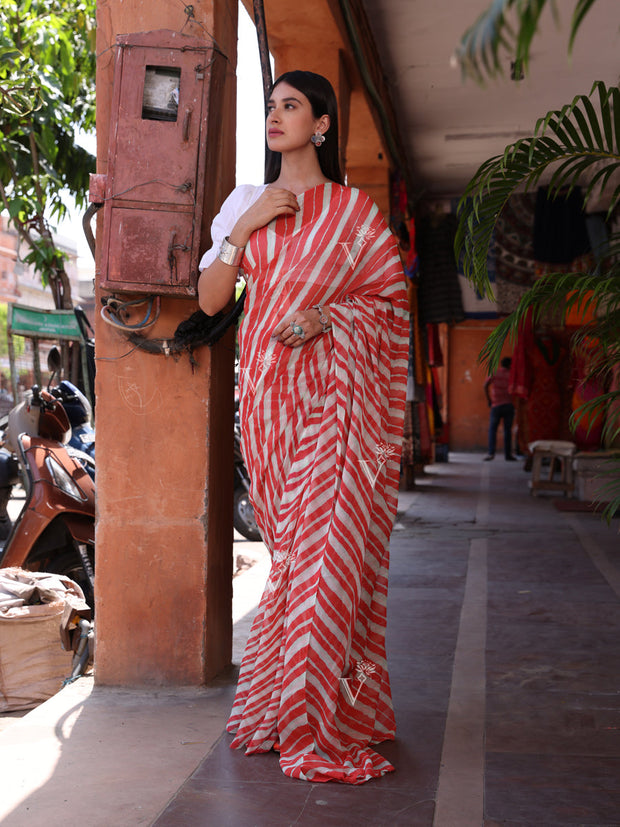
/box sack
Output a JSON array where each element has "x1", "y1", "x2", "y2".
[{"x1": 0, "y1": 568, "x2": 88, "y2": 712}]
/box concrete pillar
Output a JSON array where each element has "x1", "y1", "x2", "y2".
[{"x1": 94, "y1": 0, "x2": 238, "y2": 685}]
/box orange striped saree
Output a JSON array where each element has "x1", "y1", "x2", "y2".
[{"x1": 228, "y1": 183, "x2": 408, "y2": 784}]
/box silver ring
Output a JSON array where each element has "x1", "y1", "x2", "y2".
[{"x1": 291, "y1": 322, "x2": 305, "y2": 339}]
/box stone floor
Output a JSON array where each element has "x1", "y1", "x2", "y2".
[
  {"x1": 155, "y1": 454, "x2": 620, "y2": 827},
  {"x1": 1, "y1": 453, "x2": 618, "y2": 826}
]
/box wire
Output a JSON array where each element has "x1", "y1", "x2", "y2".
[
  {"x1": 100, "y1": 295, "x2": 161, "y2": 331},
  {"x1": 95, "y1": 344, "x2": 143, "y2": 362},
  {"x1": 174, "y1": 0, "x2": 226, "y2": 56}
]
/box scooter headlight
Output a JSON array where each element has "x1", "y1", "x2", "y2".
[{"x1": 45, "y1": 456, "x2": 86, "y2": 502}]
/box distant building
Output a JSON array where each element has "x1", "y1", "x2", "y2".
[
  {"x1": 0, "y1": 213, "x2": 95, "y2": 397},
  {"x1": 0, "y1": 213, "x2": 93, "y2": 310}
]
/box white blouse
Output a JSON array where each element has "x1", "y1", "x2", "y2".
[{"x1": 198, "y1": 183, "x2": 268, "y2": 270}]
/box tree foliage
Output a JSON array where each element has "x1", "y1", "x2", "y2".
[
  {"x1": 455, "y1": 0, "x2": 620, "y2": 520},
  {"x1": 0, "y1": 0, "x2": 96, "y2": 308}
]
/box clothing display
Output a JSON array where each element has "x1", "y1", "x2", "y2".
[
  {"x1": 207, "y1": 183, "x2": 408, "y2": 784},
  {"x1": 533, "y1": 186, "x2": 590, "y2": 264},
  {"x1": 571, "y1": 339, "x2": 606, "y2": 450},
  {"x1": 493, "y1": 192, "x2": 537, "y2": 298},
  {"x1": 416, "y1": 213, "x2": 465, "y2": 324},
  {"x1": 528, "y1": 334, "x2": 573, "y2": 444},
  {"x1": 510, "y1": 314, "x2": 573, "y2": 448},
  {"x1": 494, "y1": 277, "x2": 531, "y2": 316}
]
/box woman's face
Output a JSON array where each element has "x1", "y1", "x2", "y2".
[{"x1": 266, "y1": 82, "x2": 328, "y2": 153}]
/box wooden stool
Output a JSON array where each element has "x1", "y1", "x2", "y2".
[{"x1": 528, "y1": 440, "x2": 577, "y2": 497}]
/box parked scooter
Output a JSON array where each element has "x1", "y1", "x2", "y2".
[
  {"x1": 233, "y1": 419, "x2": 261, "y2": 542},
  {"x1": 62, "y1": 380, "x2": 96, "y2": 480},
  {"x1": 55, "y1": 371, "x2": 95, "y2": 480},
  {"x1": 0, "y1": 358, "x2": 96, "y2": 608}
]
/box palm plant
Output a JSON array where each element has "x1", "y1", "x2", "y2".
[
  {"x1": 455, "y1": 2, "x2": 620, "y2": 519},
  {"x1": 456, "y1": 0, "x2": 599, "y2": 84}
]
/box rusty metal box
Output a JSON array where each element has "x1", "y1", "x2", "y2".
[{"x1": 99, "y1": 30, "x2": 224, "y2": 297}]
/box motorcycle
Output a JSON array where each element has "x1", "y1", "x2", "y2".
[
  {"x1": 59, "y1": 379, "x2": 95, "y2": 480},
  {"x1": 0, "y1": 359, "x2": 96, "y2": 608},
  {"x1": 233, "y1": 418, "x2": 261, "y2": 542}
]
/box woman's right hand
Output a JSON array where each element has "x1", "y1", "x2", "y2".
[
  {"x1": 229, "y1": 188, "x2": 299, "y2": 247},
  {"x1": 198, "y1": 188, "x2": 300, "y2": 315}
]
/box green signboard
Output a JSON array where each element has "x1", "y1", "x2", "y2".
[{"x1": 8, "y1": 305, "x2": 83, "y2": 341}]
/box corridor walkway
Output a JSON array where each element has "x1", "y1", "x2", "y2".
[
  {"x1": 0, "y1": 453, "x2": 618, "y2": 826},
  {"x1": 156, "y1": 453, "x2": 620, "y2": 826}
]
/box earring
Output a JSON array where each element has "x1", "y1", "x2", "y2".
[{"x1": 311, "y1": 132, "x2": 325, "y2": 146}]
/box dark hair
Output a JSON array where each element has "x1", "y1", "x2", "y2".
[
  {"x1": 264, "y1": 70, "x2": 344, "y2": 185},
  {"x1": 501, "y1": 357, "x2": 512, "y2": 369}
]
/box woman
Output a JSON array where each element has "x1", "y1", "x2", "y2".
[{"x1": 198, "y1": 71, "x2": 408, "y2": 784}]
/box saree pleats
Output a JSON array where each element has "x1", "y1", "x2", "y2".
[{"x1": 227, "y1": 184, "x2": 408, "y2": 784}]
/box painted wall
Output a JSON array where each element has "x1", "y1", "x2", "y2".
[{"x1": 448, "y1": 319, "x2": 513, "y2": 452}]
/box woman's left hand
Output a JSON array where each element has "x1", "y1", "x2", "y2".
[{"x1": 272, "y1": 308, "x2": 325, "y2": 348}]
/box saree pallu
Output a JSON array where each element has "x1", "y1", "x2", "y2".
[{"x1": 227, "y1": 183, "x2": 408, "y2": 784}]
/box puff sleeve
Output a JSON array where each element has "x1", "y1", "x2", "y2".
[{"x1": 198, "y1": 184, "x2": 267, "y2": 270}]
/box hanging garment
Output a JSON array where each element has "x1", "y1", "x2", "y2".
[
  {"x1": 228, "y1": 183, "x2": 408, "y2": 784},
  {"x1": 510, "y1": 315, "x2": 572, "y2": 448},
  {"x1": 533, "y1": 186, "x2": 590, "y2": 264},
  {"x1": 571, "y1": 338, "x2": 606, "y2": 450},
  {"x1": 492, "y1": 193, "x2": 538, "y2": 312},
  {"x1": 416, "y1": 212, "x2": 465, "y2": 324}
]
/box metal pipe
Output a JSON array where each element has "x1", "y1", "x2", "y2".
[
  {"x1": 252, "y1": 0, "x2": 273, "y2": 109},
  {"x1": 82, "y1": 202, "x2": 101, "y2": 262}
]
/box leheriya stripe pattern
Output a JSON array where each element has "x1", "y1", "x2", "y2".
[{"x1": 228, "y1": 183, "x2": 408, "y2": 784}]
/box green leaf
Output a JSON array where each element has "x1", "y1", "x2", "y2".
[
  {"x1": 548, "y1": 155, "x2": 601, "y2": 196},
  {"x1": 569, "y1": 0, "x2": 598, "y2": 53},
  {"x1": 7, "y1": 198, "x2": 25, "y2": 219},
  {"x1": 611, "y1": 85, "x2": 620, "y2": 154},
  {"x1": 566, "y1": 103, "x2": 593, "y2": 149},
  {"x1": 580, "y1": 95, "x2": 604, "y2": 149},
  {"x1": 457, "y1": 0, "x2": 604, "y2": 85},
  {"x1": 582, "y1": 161, "x2": 620, "y2": 210}
]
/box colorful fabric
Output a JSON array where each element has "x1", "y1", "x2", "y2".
[
  {"x1": 228, "y1": 183, "x2": 409, "y2": 784},
  {"x1": 509, "y1": 311, "x2": 535, "y2": 400},
  {"x1": 407, "y1": 280, "x2": 425, "y2": 386},
  {"x1": 416, "y1": 213, "x2": 465, "y2": 324},
  {"x1": 526, "y1": 335, "x2": 571, "y2": 443},
  {"x1": 510, "y1": 314, "x2": 573, "y2": 448},
  {"x1": 494, "y1": 276, "x2": 531, "y2": 315},
  {"x1": 571, "y1": 338, "x2": 605, "y2": 450}
]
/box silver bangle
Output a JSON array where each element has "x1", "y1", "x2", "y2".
[
  {"x1": 313, "y1": 304, "x2": 331, "y2": 333},
  {"x1": 218, "y1": 236, "x2": 245, "y2": 267}
]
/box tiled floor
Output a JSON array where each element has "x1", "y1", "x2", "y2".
[{"x1": 154, "y1": 454, "x2": 620, "y2": 826}]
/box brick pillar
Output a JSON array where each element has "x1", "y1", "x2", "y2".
[{"x1": 94, "y1": 0, "x2": 237, "y2": 685}]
